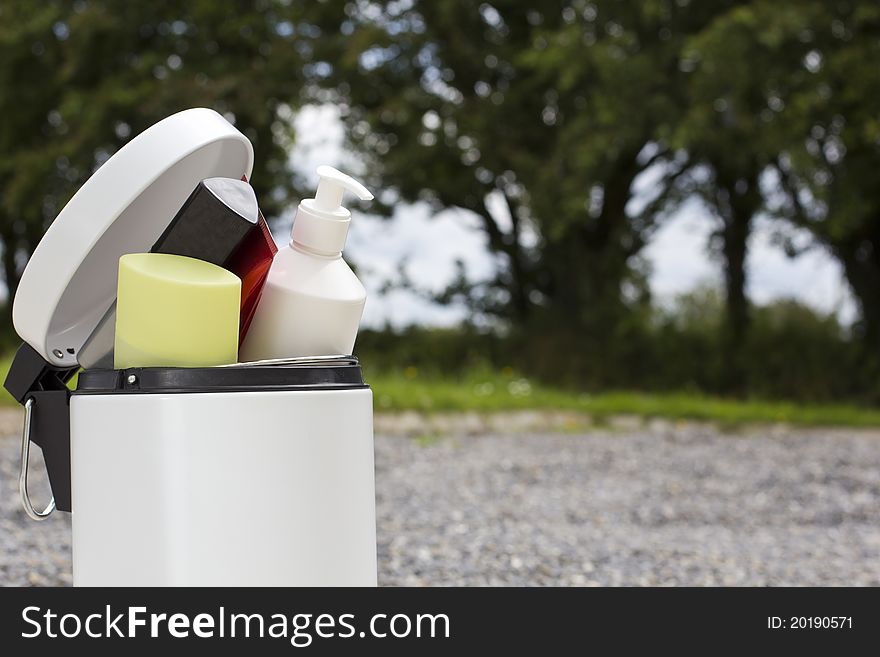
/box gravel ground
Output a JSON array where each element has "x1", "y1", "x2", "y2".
[{"x1": 2, "y1": 410, "x2": 879, "y2": 586}]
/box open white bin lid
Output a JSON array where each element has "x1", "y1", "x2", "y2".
[{"x1": 12, "y1": 108, "x2": 254, "y2": 367}]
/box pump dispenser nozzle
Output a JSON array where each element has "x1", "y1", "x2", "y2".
[
  {"x1": 291, "y1": 166, "x2": 373, "y2": 256},
  {"x1": 313, "y1": 165, "x2": 373, "y2": 210}
]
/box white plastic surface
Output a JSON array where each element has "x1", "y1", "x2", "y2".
[
  {"x1": 290, "y1": 165, "x2": 373, "y2": 256},
  {"x1": 13, "y1": 108, "x2": 253, "y2": 367},
  {"x1": 70, "y1": 388, "x2": 376, "y2": 586},
  {"x1": 238, "y1": 243, "x2": 367, "y2": 361},
  {"x1": 239, "y1": 166, "x2": 371, "y2": 361}
]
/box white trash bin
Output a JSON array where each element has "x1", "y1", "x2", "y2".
[{"x1": 4, "y1": 108, "x2": 378, "y2": 586}]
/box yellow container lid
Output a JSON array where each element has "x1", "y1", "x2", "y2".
[{"x1": 114, "y1": 253, "x2": 241, "y2": 369}]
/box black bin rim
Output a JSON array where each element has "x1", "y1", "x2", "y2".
[{"x1": 74, "y1": 355, "x2": 367, "y2": 395}]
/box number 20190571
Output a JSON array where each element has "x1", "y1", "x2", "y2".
[{"x1": 768, "y1": 616, "x2": 852, "y2": 630}]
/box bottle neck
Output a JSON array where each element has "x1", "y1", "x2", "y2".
[
  {"x1": 290, "y1": 240, "x2": 342, "y2": 259},
  {"x1": 289, "y1": 200, "x2": 350, "y2": 257}
]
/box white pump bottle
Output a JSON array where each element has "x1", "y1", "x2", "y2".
[{"x1": 239, "y1": 166, "x2": 373, "y2": 361}]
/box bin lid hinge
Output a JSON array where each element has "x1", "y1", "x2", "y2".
[{"x1": 4, "y1": 342, "x2": 78, "y2": 514}]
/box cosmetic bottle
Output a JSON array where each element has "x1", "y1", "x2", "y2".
[
  {"x1": 77, "y1": 177, "x2": 275, "y2": 368},
  {"x1": 113, "y1": 253, "x2": 241, "y2": 369},
  {"x1": 239, "y1": 166, "x2": 373, "y2": 360}
]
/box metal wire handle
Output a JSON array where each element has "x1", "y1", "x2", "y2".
[{"x1": 19, "y1": 397, "x2": 55, "y2": 521}]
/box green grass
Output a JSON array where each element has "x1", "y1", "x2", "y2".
[
  {"x1": 2, "y1": 354, "x2": 879, "y2": 427},
  {"x1": 367, "y1": 367, "x2": 880, "y2": 428},
  {"x1": 0, "y1": 354, "x2": 15, "y2": 405}
]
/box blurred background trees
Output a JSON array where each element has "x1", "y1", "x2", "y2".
[
  {"x1": 1, "y1": 0, "x2": 878, "y2": 402},
  {"x1": 316, "y1": 1, "x2": 721, "y2": 384},
  {"x1": 0, "y1": 0, "x2": 310, "y2": 318}
]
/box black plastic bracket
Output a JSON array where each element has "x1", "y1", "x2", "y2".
[{"x1": 3, "y1": 342, "x2": 79, "y2": 512}]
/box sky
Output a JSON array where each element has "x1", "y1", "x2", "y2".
[{"x1": 283, "y1": 104, "x2": 857, "y2": 328}]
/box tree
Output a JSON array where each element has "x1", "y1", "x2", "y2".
[
  {"x1": 0, "y1": 2, "x2": 66, "y2": 307},
  {"x1": 0, "y1": 0, "x2": 313, "y2": 335},
  {"x1": 317, "y1": 0, "x2": 729, "y2": 379},
  {"x1": 672, "y1": 2, "x2": 815, "y2": 391},
  {"x1": 768, "y1": 2, "x2": 880, "y2": 350}
]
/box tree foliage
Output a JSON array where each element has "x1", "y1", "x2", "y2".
[
  {"x1": 1, "y1": 0, "x2": 878, "y2": 397},
  {"x1": 317, "y1": 1, "x2": 730, "y2": 339},
  {"x1": 318, "y1": 0, "x2": 880, "y2": 387},
  {"x1": 0, "y1": 0, "x2": 312, "y2": 307},
  {"x1": 767, "y1": 2, "x2": 880, "y2": 348}
]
